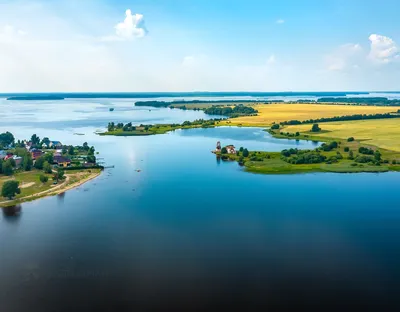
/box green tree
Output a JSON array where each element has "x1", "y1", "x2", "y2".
[
  {"x1": 43, "y1": 161, "x2": 52, "y2": 174},
  {"x1": 344, "y1": 147, "x2": 350, "y2": 152},
  {"x1": 34, "y1": 156, "x2": 45, "y2": 170},
  {"x1": 0, "y1": 131, "x2": 15, "y2": 147},
  {"x1": 31, "y1": 134, "x2": 40, "y2": 146},
  {"x1": 348, "y1": 150, "x2": 354, "y2": 160},
  {"x1": 2, "y1": 160, "x2": 13, "y2": 176},
  {"x1": 68, "y1": 146, "x2": 75, "y2": 155},
  {"x1": 347, "y1": 137, "x2": 355, "y2": 142},
  {"x1": 1, "y1": 180, "x2": 20, "y2": 199},
  {"x1": 88, "y1": 146, "x2": 95, "y2": 156},
  {"x1": 221, "y1": 147, "x2": 227, "y2": 154},
  {"x1": 311, "y1": 124, "x2": 321, "y2": 132},
  {"x1": 22, "y1": 154, "x2": 33, "y2": 171},
  {"x1": 41, "y1": 137, "x2": 50, "y2": 147},
  {"x1": 374, "y1": 150, "x2": 382, "y2": 162},
  {"x1": 43, "y1": 152, "x2": 53, "y2": 164},
  {"x1": 39, "y1": 174, "x2": 49, "y2": 183},
  {"x1": 239, "y1": 147, "x2": 244, "y2": 152},
  {"x1": 243, "y1": 148, "x2": 249, "y2": 157},
  {"x1": 87, "y1": 155, "x2": 96, "y2": 163},
  {"x1": 53, "y1": 169, "x2": 65, "y2": 182},
  {"x1": 83, "y1": 142, "x2": 89, "y2": 151}
]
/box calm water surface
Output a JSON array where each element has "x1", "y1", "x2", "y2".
[{"x1": 1, "y1": 99, "x2": 400, "y2": 310}]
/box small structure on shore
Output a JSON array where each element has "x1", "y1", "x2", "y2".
[
  {"x1": 215, "y1": 141, "x2": 221, "y2": 152},
  {"x1": 226, "y1": 145, "x2": 236, "y2": 154}
]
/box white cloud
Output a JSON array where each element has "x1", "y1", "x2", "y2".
[
  {"x1": 326, "y1": 43, "x2": 362, "y2": 71},
  {"x1": 276, "y1": 19, "x2": 285, "y2": 24},
  {"x1": 368, "y1": 34, "x2": 399, "y2": 64},
  {"x1": 0, "y1": 25, "x2": 27, "y2": 40},
  {"x1": 115, "y1": 9, "x2": 147, "y2": 40},
  {"x1": 267, "y1": 54, "x2": 276, "y2": 64}
]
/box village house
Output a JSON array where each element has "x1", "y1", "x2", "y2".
[
  {"x1": 226, "y1": 145, "x2": 236, "y2": 154},
  {"x1": 12, "y1": 155, "x2": 23, "y2": 168},
  {"x1": 31, "y1": 148, "x2": 44, "y2": 160},
  {"x1": 49, "y1": 141, "x2": 63, "y2": 148},
  {"x1": 53, "y1": 155, "x2": 71, "y2": 168}
]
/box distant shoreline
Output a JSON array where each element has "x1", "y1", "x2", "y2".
[{"x1": 7, "y1": 96, "x2": 65, "y2": 101}]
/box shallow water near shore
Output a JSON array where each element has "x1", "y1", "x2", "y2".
[{"x1": 1, "y1": 98, "x2": 400, "y2": 310}]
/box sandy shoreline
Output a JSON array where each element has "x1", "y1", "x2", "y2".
[{"x1": 0, "y1": 170, "x2": 102, "y2": 207}]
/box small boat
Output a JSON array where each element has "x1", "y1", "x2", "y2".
[{"x1": 109, "y1": 108, "x2": 114, "y2": 112}]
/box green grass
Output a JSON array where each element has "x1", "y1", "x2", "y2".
[{"x1": 0, "y1": 170, "x2": 53, "y2": 199}]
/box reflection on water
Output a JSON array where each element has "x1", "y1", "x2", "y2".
[{"x1": 2, "y1": 205, "x2": 22, "y2": 222}]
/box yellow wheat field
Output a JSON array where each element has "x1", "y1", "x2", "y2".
[
  {"x1": 224, "y1": 103, "x2": 398, "y2": 126},
  {"x1": 284, "y1": 119, "x2": 400, "y2": 152}
]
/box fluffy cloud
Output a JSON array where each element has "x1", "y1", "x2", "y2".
[
  {"x1": 368, "y1": 34, "x2": 399, "y2": 64},
  {"x1": 276, "y1": 19, "x2": 285, "y2": 24},
  {"x1": 115, "y1": 9, "x2": 147, "y2": 40},
  {"x1": 326, "y1": 43, "x2": 362, "y2": 71}
]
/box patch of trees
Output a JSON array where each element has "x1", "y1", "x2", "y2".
[
  {"x1": 280, "y1": 113, "x2": 400, "y2": 126},
  {"x1": 203, "y1": 105, "x2": 258, "y2": 117},
  {"x1": 358, "y1": 147, "x2": 374, "y2": 155},
  {"x1": 281, "y1": 148, "x2": 326, "y2": 164},
  {"x1": 319, "y1": 141, "x2": 338, "y2": 152},
  {"x1": 271, "y1": 124, "x2": 280, "y2": 130}
]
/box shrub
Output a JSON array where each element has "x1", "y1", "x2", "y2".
[
  {"x1": 392, "y1": 160, "x2": 397, "y2": 165},
  {"x1": 39, "y1": 174, "x2": 48, "y2": 183},
  {"x1": 347, "y1": 137, "x2": 355, "y2": 142},
  {"x1": 344, "y1": 147, "x2": 350, "y2": 152},
  {"x1": 271, "y1": 124, "x2": 280, "y2": 130}
]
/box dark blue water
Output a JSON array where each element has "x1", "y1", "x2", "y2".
[{"x1": 1, "y1": 109, "x2": 400, "y2": 310}]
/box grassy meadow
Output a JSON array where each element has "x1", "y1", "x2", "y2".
[
  {"x1": 283, "y1": 119, "x2": 400, "y2": 152},
  {"x1": 222, "y1": 103, "x2": 399, "y2": 126}
]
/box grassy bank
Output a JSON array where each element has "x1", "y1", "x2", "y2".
[
  {"x1": 0, "y1": 169, "x2": 102, "y2": 207},
  {"x1": 217, "y1": 127, "x2": 400, "y2": 174}
]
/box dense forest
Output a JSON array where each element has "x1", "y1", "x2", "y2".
[
  {"x1": 280, "y1": 112, "x2": 400, "y2": 125},
  {"x1": 203, "y1": 105, "x2": 258, "y2": 117}
]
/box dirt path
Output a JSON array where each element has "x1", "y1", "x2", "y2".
[{"x1": 20, "y1": 182, "x2": 36, "y2": 189}]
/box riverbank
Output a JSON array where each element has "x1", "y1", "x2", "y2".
[{"x1": 0, "y1": 169, "x2": 102, "y2": 207}]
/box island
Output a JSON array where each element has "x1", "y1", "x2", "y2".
[
  {"x1": 101, "y1": 119, "x2": 224, "y2": 136},
  {"x1": 0, "y1": 132, "x2": 103, "y2": 207}
]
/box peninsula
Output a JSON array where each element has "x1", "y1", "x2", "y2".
[{"x1": 0, "y1": 132, "x2": 103, "y2": 207}]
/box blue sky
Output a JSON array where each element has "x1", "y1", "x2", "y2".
[{"x1": 0, "y1": 0, "x2": 399, "y2": 92}]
